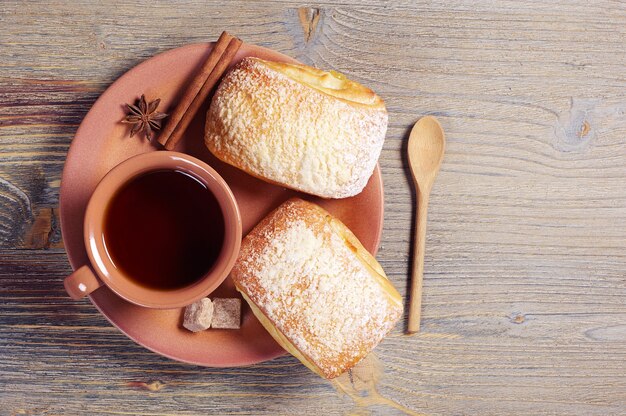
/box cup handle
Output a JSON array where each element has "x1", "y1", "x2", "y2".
[{"x1": 64, "y1": 265, "x2": 103, "y2": 300}]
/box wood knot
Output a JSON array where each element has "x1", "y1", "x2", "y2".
[
  {"x1": 298, "y1": 7, "x2": 321, "y2": 43},
  {"x1": 21, "y1": 207, "x2": 63, "y2": 249},
  {"x1": 578, "y1": 120, "x2": 591, "y2": 138},
  {"x1": 510, "y1": 313, "x2": 525, "y2": 324},
  {"x1": 553, "y1": 98, "x2": 598, "y2": 152},
  {"x1": 126, "y1": 380, "x2": 166, "y2": 392}
]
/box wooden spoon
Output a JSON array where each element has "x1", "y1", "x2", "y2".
[{"x1": 406, "y1": 116, "x2": 446, "y2": 334}]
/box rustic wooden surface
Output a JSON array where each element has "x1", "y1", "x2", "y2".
[{"x1": 1, "y1": 1, "x2": 625, "y2": 415}]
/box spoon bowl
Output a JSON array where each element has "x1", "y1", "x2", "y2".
[{"x1": 408, "y1": 116, "x2": 446, "y2": 182}]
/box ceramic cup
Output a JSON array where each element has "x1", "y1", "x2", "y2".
[{"x1": 63, "y1": 151, "x2": 242, "y2": 309}]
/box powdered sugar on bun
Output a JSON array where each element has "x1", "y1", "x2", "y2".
[
  {"x1": 205, "y1": 58, "x2": 388, "y2": 199},
  {"x1": 231, "y1": 199, "x2": 403, "y2": 379}
]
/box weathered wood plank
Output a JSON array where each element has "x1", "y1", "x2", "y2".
[
  {"x1": 1, "y1": 251, "x2": 625, "y2": 415},
  {"x1": 1, "y1": 1, "x2": 625, "y2": 415}
]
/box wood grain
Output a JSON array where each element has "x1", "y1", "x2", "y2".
[{"x1": 1, "y1": 1, "x2": 625, "y2": 415}]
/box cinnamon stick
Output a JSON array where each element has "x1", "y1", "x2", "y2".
[
  {"x1": 165, "y1": 36, "x2": 242, "y2": 151},
  {"x1": 158, "y1": 31, "x2": 242, "y2": 149},
  {"x1": 157, "y1": 31, "x2": 232, "y2": 147}
]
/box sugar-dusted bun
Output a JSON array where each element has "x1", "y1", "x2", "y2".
[
  {"x1": 205, "y1": 58, "x2": 388, "y2": 199},
  {"x1": 231, "y1": 198, "x2": 403, "y2": 379}
]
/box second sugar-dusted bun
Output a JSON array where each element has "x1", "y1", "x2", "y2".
[
  {"x1": 231, "y1": 198, "x2": 403, "y2": 379},
  {"x1": 205, "y1": 57, "x2": 388, "y2": 199}
]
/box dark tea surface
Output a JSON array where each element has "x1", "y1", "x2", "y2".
[{"x1": 104, "y1": 170, "x2": 224, "y2": 290}]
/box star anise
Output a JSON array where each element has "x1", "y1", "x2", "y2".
[{"x1": 121, "y1": 94, "x2": 168, "y2": 141}]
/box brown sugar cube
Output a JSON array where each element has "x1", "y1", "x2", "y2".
[
  {"x1": 211, "y1": 298, "x2": 241, "y2": 329},
  {"x1": 183, "y1": 298, "x2": 214, "y2": 332}
]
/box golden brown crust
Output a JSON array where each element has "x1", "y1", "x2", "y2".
[
  {"x1": 259, "y1": 60, "x2": 385, "y2": 108},
  {"x1": 205, "y1": 58, "x2": 388, "y2": 199},
  {"x1": 231, "y1": 198, "x2": 403, "y2": 379}
]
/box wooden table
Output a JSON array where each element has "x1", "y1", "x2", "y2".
[{"x1": 1, "y1": 2, "x2": 625, "y2": 415}]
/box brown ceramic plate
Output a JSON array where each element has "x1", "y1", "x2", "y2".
[{"x1": 60, "y1": 42, "x2": 384, "y2": 367}]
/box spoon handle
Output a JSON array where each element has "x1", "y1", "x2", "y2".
[{"x1": 407, "y1": 184, "x2": 430, "y2": 334}]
